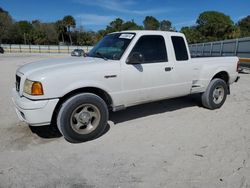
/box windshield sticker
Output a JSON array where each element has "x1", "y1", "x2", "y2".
[{"x1": 119, "y1": 33, "x2": 134, "y2": 39}]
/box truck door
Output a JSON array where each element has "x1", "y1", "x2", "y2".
[
  {"x1": 169, "y1": 36, "x2": 194, "y2": 95},
  {"x1": 121, "y1": 35, "x2": 175, "y2": 106}
]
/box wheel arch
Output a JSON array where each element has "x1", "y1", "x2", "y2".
[
  {"x1": 211, "y1": 71, "x2": 229, "y2": 84},
  {"x1": 51, "y1": 87, "x2": 113, "y2": 125}
]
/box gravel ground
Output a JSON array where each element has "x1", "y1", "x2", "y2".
[{"x1": 0, "y1": 53, "x2": 250, "y2": 188}]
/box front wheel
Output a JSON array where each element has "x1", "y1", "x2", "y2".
[
  {"x1": 57, "y1": 93, "x2": 108, "y2": 143},
  {"x1": 201, "y1": 78, "x2": 228, "y2": 110}
]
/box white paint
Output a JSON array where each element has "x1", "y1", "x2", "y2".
[{"x1": 12, "y1": 30, "x2": 239, "y2": 126}]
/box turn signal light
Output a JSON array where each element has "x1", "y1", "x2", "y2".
[{"x1": 31, "y1": 82, "x2": 44, "y2": 95}]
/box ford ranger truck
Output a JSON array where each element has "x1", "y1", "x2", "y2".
[{"x1": 12, "y1": 31, "x2": 240, "y2": 143}]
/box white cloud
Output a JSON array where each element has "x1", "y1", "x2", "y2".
[
  {"x1": 74, "y1": 0, "x2": 127, "y2": 12},
  {"x1": 131, "y1": 9, "x2": 166, "y2": 15},
  {"x1": 174, "y1": 20, "x2": 196, "y2": 27},
  {"x1": 234, "y1": 15, "x2": 247, "y2": 21},
  {"x1": 74, "y1": 0, "x2": 169, "y2": 15},
  {"x1": 76, "y1": 14, "x2": 115, "y2": 25},
  {"x1": 73, "y1": 0, "x2": 184, "y2": 30}
]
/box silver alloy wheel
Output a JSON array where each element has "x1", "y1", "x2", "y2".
[
  {"x1": 212, "y1": 86, "x2": 225, "y2": 104},
  {"x1": 70, "y1": 104, "x2": 101, "y2": 135}
]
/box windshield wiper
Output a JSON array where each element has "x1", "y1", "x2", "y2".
[{"x1": 95, "y1": 52, "x2": 108, "y2": 61}]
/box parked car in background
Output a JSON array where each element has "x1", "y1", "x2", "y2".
[
  {"x1": 0, "y1": 47, "x2": 4, "y2": 54},
  {"x1": 71, "y1": 49, "x2": 85, "y2": 57}
]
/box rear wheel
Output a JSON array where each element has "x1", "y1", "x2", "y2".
[
  {"x1": 201, "y1": 78, "x2": 228, "y2": 110},
  {"x1": 57, "y1": 93, "x2": 108, "y2": 143}
]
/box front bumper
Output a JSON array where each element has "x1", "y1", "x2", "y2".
[{"x1": 12, "y1": 89, "x2": 59, "y2": 126}]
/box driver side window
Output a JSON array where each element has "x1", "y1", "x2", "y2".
[{"x1": 129, "y1": 35, "x2": 168, "y2": 63}]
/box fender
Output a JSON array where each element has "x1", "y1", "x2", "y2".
[{"x1": 61, "y1": 80, "x2": 111, "y2": 98}]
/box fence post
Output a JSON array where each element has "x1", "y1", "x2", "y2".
[
  {"x1": 68, "y1": 45, "x2": 69, "y2": 53},
  {"x1": 194, "y1": 44, "x2": 197, "y2": 56},
  {"x1": 58, "y1": 45, "x2": 60, "y2": 53},
  {"x1": 48, "y1": 45, "x2": 50, "y2": 53},
  {"x1": 19, "y1": 44, "x2": 21, "y2": 53},
  {"x1": 29, "y1": 44, "x2": 31, "y2": 53},
  {"x1": 189, "y1": 45, "x2": 192, "y2": 56},
  {"x1": 10, "y1": 44, "x2": 11, "y2": 53},
  {"x1": 235, "y1": 38, "x2": 239, "y2": 56},
  {"x1": 220, "y1": 41, "x2": 223, "y2": 56},
  {"x1": 210, "y1": 43, "x2": 213, "y2": 56},
  {"x1": 202, "y1": 43, "x2": 205, "y2": 56}
]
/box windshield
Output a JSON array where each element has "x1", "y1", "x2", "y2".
[{"x1": 88, "y1": 33, "x2": 135, "y2": 60}]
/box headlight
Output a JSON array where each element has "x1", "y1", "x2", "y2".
[{"x1": 23, "y1": 79, "x2": 44, "y2": 95}]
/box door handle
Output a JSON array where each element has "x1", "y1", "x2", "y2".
[{"x1": 165, "y1": 67, "x2": 173, "y2": 71}]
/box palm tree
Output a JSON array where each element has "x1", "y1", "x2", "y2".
[
  {"x1": 63, "y1": 15, "x2": 76, "y2": 45},
  {"x1": 55, "y1": 20, "x2": 66, "y2": 43}
]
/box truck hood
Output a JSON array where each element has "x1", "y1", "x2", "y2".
[
  {"x1": 17, "y1": 57, "x2": 104, "y2": 75},
  {"x1": 16, "y1": 56, "x2": 121, "y2": 100}
]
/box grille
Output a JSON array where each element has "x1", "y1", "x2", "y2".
[{"x1": 16, "y1": 75, "x2": 21, "y2": 92}]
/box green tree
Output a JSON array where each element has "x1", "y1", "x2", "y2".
[
  {"x1": 63, "y1": 15, "x2": 76, "y2": 45},
  {"x1": 228, "y1": 25, "x2": 241, "y2": 39},
  {"x1": 196, "y1": 11, "x2": 235, "y2": 41},
  {"x1": 31, "y1": 20, "x2": 47, "y2": 44},
  {"x1": 96, "y1": 29, "x2": 109, "y2": 41},
  {"x1": 238, "y1": 15, "x2": 250, "y2": 37},
  {"x1": 122, "y1": 20, "x2": 143, "y2": 30},
  {"x1": 77, "y1": 31, "x2": 96, "y2": 46},
  {"x1": 43, "y1": 23, "x2": 58, "y2": 44},
  {"x1": 7, "y1": 23, "x2": 23, "y2": 44},
  {"x1": 102, "y1": 18, "x2": 143, "y2": 38},
  {"x1": 109, "y1": 18, "x2": 124, "y2": 31},
  {"x1": 180, "y1": 26, "x2": 203, "y2": 43},
  {"x1": 16, "y1": 21, "x2": 34, "y2": 44},
  {"x1": 143, "y1": 16, "x2": 160, "y2": 30},
  {"x1": 55, "y1": 20, "x2": 66, "y2": 43},
  {"x1": 160, "y1": 20, "x2": 173, "y2": 31},
  {"x1": 0, "y1": 7, "x2": 13, "y2": 43}
]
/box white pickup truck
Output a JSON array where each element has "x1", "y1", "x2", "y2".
[{"x1": 12, "y1": 30, "x2": 240, "y2": 142}]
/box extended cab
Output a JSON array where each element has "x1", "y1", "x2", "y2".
[{"x1": 12, "y1": 31, "x2": 240, "y2": 142}]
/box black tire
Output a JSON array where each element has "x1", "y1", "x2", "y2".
[
  {"x1": 0, "y1": 47, "x2": 4, "y2": 54},
  {"x1": 201, "y1": 78, "x2": 228, "y2": 110},
  {"x1": 57, "y1": 93, "x2": 108, "y2": 143}
]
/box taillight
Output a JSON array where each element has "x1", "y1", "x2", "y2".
[{"x1": 237, "y1": 60, "x2": 240, "y2": 72}]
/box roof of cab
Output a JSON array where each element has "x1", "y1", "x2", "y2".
[{"x1": 111, "y1": 30, "x2": 184, "y2": 36}]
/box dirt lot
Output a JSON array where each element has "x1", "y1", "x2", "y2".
[{"x1": 0, "y1": 53, "x2": 250, "y2": 188}]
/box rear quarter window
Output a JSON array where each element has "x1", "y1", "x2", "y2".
[{"x1": 171, "y1": 36, "x2": 189, "y2": 61}]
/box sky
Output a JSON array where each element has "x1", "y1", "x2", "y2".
[{"x1": 1, "y1": 0, "x2": 249, "y2": 31}]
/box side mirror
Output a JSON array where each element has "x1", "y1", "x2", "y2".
[{"x1": 126, "y1": 52, "x2": 143, "y2": 64}]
